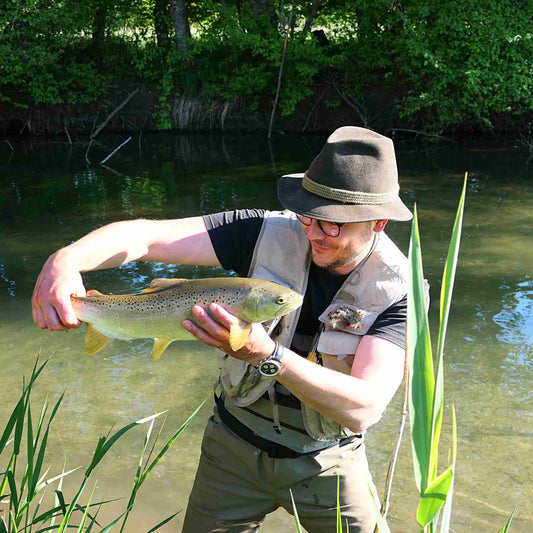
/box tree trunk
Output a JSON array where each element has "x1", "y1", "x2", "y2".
[
  {"x1": 170, "y1": 0, "x2": 191, "y2": 54},
  {"x1": 302, "y1": 0, "x2": 321, "y2": 36},
  {"x1": 92, "y1": 4, "x2": 107, "y2": 71},
  {"x1": 154, "y1": 0, "x2": 171, "y2": 49}
]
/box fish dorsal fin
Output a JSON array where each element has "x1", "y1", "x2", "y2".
[
  {"x1": 229, "y1": 320, "x2": 252, "y2": 351},
  {"x1": 153, "y1": 338, "x2": 173, "y2": 361},
  {"x1": 85, "y1": 324, "x2": 112, "y2": 354},
  {"x1": 86, "y1": 289, "x2": 104, "y2": 297},
  {"x1": 150, "y1": 278, "x2": 186, "y2": 288},
  {"x1": 139, "y1": 279, "x2": 187, "y2": 294}
]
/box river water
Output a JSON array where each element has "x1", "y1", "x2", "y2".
[{"x1": 0, "y1": 134, "x2": 531, "y2": 532}]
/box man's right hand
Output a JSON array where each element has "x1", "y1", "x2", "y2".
[{"x1": 32, "y1": 250, "x2": 86, "y2": 331}]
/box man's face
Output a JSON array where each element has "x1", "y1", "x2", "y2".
[{"x1": 302, "y1": 218, "x2": 386, "y2": 275}]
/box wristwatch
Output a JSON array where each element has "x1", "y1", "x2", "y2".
[{"x1": 256, "y1": 342, "x2": 284, "y2": 377}]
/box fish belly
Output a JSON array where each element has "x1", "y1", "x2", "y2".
[{"x1": 86, "y1": 309, "x2": 196, "y2": 342}]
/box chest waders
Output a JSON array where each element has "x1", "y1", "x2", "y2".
[{"x1": 216, "y1": 210, "x2": 410, "y2": 455}]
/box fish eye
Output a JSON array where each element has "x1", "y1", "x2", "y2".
[{"x1": 277, "y1": 297, "x2": 285, "y2": 305}]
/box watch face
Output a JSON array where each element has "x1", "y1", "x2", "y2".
[{"x1": 259, "y1": 360, "x2": 281, "y2": 376}]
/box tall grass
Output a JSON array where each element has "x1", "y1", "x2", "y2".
[
  {"x1": 0, "y1": 359, "x2": 205, "y2": 532},
  {"x1": 406, "y1": 175, "x2": 467, "y2": 531}
]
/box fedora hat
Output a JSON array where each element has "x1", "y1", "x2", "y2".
[{"x1": 277, "y1": 126, "x2": 412, "y2": 223}]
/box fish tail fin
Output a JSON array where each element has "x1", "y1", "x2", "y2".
[
  {"x1": 86, "y1": 324, "x2": 112, "y2": 354},
  {"x1": 153, "y1": 338, "x2": 173, "y2": 361},
  {"x1": 229, "y1": 320, "x2": 252, "y2": 351}
]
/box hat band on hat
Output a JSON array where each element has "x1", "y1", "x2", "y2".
[{"x1": 302, "y1": 174, "x2": 399, "y2": 205}]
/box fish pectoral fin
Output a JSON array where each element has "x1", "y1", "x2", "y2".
[
  {"x1": 150, "y1": 278, "x2": 186, "y2": 288},
  {"x1": 85, "y1": 324, "x2": 112, "y2": 354},
  {"x1": 86, "y1": 289, "x2": 104, "y2": 297},
  {"x1": 153, "y1": 338, "x2": 173, "y2": 361},
  {"x1": 229, "y1": 320, "x2": 252, "y2": 351}
]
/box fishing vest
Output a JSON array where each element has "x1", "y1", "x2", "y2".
[{"x1": 217, "y1": 210, "x2": 410, "y2": 453}]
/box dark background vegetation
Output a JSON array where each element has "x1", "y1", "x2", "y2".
[{"x1": 1, "y1": 0, "x2": 531, "y2": 138}]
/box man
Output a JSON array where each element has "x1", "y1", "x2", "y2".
[{"x1": 32, "y1": 127, "x2": 413, "y2": 532}]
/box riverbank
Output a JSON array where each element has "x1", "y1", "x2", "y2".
[{"x1": 2, "y1": 80, "x2": 531, "y2": 147}]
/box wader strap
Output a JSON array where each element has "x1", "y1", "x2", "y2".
[
  {"x1": 267, "y1": 388, "x2": 282, "y2": 434},
  {"x1": 215, "y1": 393, "x2": 305, "y2": 458}
]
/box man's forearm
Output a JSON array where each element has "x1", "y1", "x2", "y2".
[{"x1": 277, "y1": 349, "x2": 386, "y2": 433}]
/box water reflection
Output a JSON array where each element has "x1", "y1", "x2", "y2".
[
  {"x1": 0, "y1": 134, "x2": 532, "y2": 531},
  {"x1": 493, "y1": 280, "x2": 533, "y2": 361}
]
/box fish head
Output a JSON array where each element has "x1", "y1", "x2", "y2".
[{"x1": 239, "y1": 282, "x2": 303, "y2": 323}]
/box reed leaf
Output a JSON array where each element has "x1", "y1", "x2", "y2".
[
  {"x1": 0, "y1": 516, "x2": 7, "y2": 533},
  {"x1": 100, "y1": 512, "x2": 126, "y2": 533},
  {"x1": 25, "y1": 399, "x2": 35, "y2": 500},
  {"x1": 407, "y1": 205, "x2": 435, "y2": 494},
  {"x1": 367, "y1": 481, "x2": 391, "y2": 533},
  {"x1": 439, "y1": 406, "x2": 457, "y2": 533},
  {"x1": 53, "y1": 490, "x2": 67, "y2": 517},
  {"x1": 336, "y1": 475, "x2": 342, "y2": 533},
  {"x1": 56, "y1": 482, "x2": 86, "y2": 532},
  {"x1": 0, "y1": 401, "x2": 22, "y2": 458},
  {"x1": 85, "y1": 411, "x2": 166, "y2": 478},
  {"x1": 84, "y1": 502, "x2": 102, "y2": 533},
  {"x1": 7, "y1": 471, "x2": 18, "y2": 519},
  {"x1": 32, "y1": 498, "x2": 119, "y2": 526},
  {"x1": 120, "y1": 401, "x2": 206, "y2": 532},
  {"x1": 416, "y1": 465, "x2": 454, "y2": 527},
  {"x1": 36, "y1": 467, "x2": 81, "y2": 495},
  {"x1": 138, "y1": 401, "x2": 206, "y2": 487},
  {"x1": 146, "y1": 511, "x2": 181, "y2": 532},
  {"x1": 76, "y1": 483, "x2": 97, "y2": 532},
  {"x1": 429, "y1": 175, "x2": 467, "y2": 481},
  {"x1": 497, "y1": 505, "x2": 517, "y2": 533},
  {"x1": 289, "y1": 489, "x2": 303, "y2": 533},
  {"x1": 30, "y1": 393, "x2": 65, "y2": 499}
]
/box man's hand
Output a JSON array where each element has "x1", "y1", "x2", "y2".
[
  {"x1": 32, "y1": 251, "x2": 85, "y2": 331},
  {"x1": 183, "y1": 303, "x2": 276, "y2": 366}
]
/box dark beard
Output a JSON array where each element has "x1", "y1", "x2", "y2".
[{"x1": 311, "y1": 234, "x2": 375, "y2": 273}]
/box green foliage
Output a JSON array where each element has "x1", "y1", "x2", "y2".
[
  {"x1": 0, "y1": 0, "x2": 530, "y2": 132},
  {"x1": 336, "y1": 0, "x2": 532, "y2": 131},
  {"x1": 0, "y1": 357, "x2": 205, "y2": 532}
]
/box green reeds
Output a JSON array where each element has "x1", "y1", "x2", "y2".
[
  {"x1": 0, "y1": 359, "x2": 205, "y2": 532},
  {"x1": 406, "y1": 175, "x2": 467, "y2": 531}
]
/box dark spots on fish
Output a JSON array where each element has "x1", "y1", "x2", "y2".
[{"x1": 313, "y1": 494, "x2": 320, "y2": 505}]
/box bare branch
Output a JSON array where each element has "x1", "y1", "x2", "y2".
[
  {"x1": 100, "y1": 136, "x2": 132, "y2": 165},
  {"x1": 268, "y1": 0, "x2": 296, "y2": 139},
  {"x1": 91, "y1": 88, "x2": 139, "y2": 140}
]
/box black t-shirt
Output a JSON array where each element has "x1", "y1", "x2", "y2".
[{"x1": 203, "y1": 209, "x2": 407, "y2": 351}]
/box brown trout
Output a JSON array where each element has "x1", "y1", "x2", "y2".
[{"x1": 71, "y1": 277, "x2": 303, "y2": 360}]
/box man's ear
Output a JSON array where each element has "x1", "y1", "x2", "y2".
[{"x1": 373, "y1": 220, "x2": 388, "y2": 233}]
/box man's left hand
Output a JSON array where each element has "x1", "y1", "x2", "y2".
[{"x1": 183, "y1": 303, "x2": 276, "y2": 365}]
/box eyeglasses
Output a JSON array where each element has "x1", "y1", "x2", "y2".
[{"x1": 295, "y1": 214, "x2": 345, "y2": 238}]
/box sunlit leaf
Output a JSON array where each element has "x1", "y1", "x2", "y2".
[
  {"x1": 416, "y1": 466, "x2": 454, "y2": 527},
  {"x1": 497, "y1": 505, "x2": 517, "y2": 533},
  {"x1": 146, "y1": 511, "x2": 181, "y2": 532},
  {"x1": 407, "y1": 205, "x2": 434, "y2": 494},
  {"x1": 289, "y1": 489, "x2": 303, "y2": 533},
  {"x1": 430, "y1": 174, "x2": 467, "y2": 480},
  {"x1": 336, "y1": 475, "x2": 343, "y2": 533}
]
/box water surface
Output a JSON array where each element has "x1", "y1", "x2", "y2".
[{"x1": 1, "y1": 134, "x2": 531, "y2": 531}]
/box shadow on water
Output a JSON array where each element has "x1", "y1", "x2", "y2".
[{"x1": 0, "y1": 133, "x2": 532, "y2": 531}]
